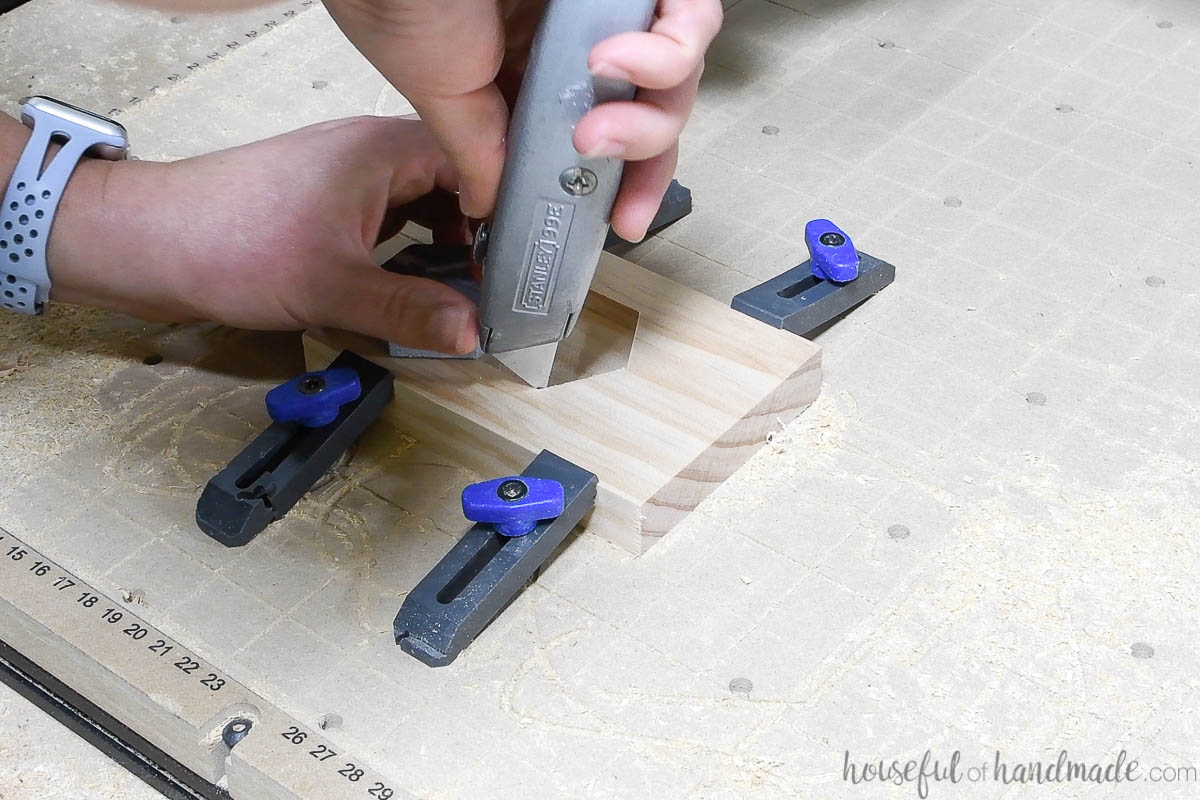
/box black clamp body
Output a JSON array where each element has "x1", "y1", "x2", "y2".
[
  {"x1": 395, "y1": 451, "x2": 597, "y2": 666},
  {"x1": 732, "y1": 252, "x2": 896, "y2": 337},
  {"x1": 196, "y1": 351, "x2": 394, "y2": 547}
]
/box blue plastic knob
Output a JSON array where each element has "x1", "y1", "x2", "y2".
[
  {"x1": 805, "y1": 219, "x2": 860, "y2": 284},
  {"x1": 462, "y1": 477, "x2": 565, "y2": 537},
  {"x1": 265, "y1": 368, "x2": 362, "y2": 428}
]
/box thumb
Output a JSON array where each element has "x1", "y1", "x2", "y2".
[{"x1": 323, "y1": 267, "x2": 479, "y2": 355}]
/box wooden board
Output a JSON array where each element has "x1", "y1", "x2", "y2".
[{"x1": 305, "y1": 252, "x2": 822, "y2": 553}]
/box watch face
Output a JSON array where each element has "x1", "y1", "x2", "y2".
[{"x1": 20, "y1": 96, "x2": 129, "y2": 160}]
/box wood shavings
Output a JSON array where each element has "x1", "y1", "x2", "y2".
[{"x1": 0, "y1": 354, "x2": 23, "y2": 378}]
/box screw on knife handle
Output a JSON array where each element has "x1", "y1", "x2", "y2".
[
  {"x1": 265, "y1": 368, "x2": 362, "y2": 428},
  {"x1": 805, "y1": 219, "x2": 861, "y2": 284},
  {"x1": 461, "y1": 477, "x2": 566, "y2": 537}
]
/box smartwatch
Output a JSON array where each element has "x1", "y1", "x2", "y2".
[{"x1": 0, "y1": 96, "x2": 129, "y2": 315}]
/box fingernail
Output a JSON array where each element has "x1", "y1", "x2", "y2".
[
  {"x1": 581, "y1": 138, "x2": 626, "y2": 159},
  {"x1": 457, "y1": 182, "x2": 484, "y2": 220},
  {"x1": 428, "y1": 304, "x2": 478, "y2": 355},
  {"x1": 613, "y1": 215, "x2": 650, "y2": 245},
  {"x1": 624, "y1": 226, "x2": 649, "y2": 245},
  {"x1": 458, "y1": 190, "x2": 475, "y2": 218},
  {"x1": 590, "y1": 61, "x2": 632, "y2": 82}
]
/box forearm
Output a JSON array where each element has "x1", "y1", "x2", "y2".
[{"x1": 0, "y1": 112, "x2": 29, "y2": 175}]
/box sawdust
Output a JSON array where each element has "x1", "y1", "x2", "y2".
[
  {"x1": 0, "y1": 352, "x2": 23, "y2": 378},
  {"x1": 764, "y1": 389, "x2": 856, "y2": 458},
  {"x1": 683, "y1": 389, "x2": 852, "y2": 522},
  {"x1": 0, "y1": 305, "x2": 158, "y2": 463}
]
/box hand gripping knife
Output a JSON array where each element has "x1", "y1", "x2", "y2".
[{"x1": 475, "y1": 0, "x2": 657, "y2": 388}]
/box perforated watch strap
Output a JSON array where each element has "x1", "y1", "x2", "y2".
[{"x1": 0, "y1": 107, "x2": 120, "y2": 315}]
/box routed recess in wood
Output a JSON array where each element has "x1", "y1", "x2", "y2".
[
  {"x1": 305, "y1": 252, "x2": 822, "y2": 553},
  {"x1": 537, "y1": 292, "x2": 639, "y2": 387}
]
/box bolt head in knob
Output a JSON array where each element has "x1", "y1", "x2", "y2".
[
  {"x1": 497, "y1": 479, "x2": 529, "y2": 501},
  {"x1": 266, "y1": 368, "x2": 362, "y2": 428},
  {"x1": 299, "y1": 376, "x2": 327, "y2": 395},
  {"x1": 805, "y1": 219, "x2": 860, "y2": 284},
  {"x1": 462, "y1": 477, "x2": 565, "y2": 537}
]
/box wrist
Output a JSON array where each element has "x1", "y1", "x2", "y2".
[
  {"x1": 47, "y1": 156, "x2": 199, "y2": 320},
  {"x1": 46, "y1": 155, "x2": 116, "y2": 306}
]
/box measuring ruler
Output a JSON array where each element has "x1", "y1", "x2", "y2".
[{"x1": 0, "y1": 527, "x2": 410, "y2": 800}]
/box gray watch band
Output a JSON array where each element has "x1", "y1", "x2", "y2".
[{"x1": 1, "y1": 96, "x2": 128, "y2": 315}]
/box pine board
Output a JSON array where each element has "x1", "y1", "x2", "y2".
[{"x1": 305, "y1": 251, "x2": 822, "y2": 553}]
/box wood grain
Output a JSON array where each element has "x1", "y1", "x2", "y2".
[{"x1": 305, "y1": 253, "x2": 822, "y2": 553}]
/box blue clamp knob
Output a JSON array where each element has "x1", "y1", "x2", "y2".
[
  {"x1": 806, "y1": 219, "x2": 860, "y2": 284},
  {"x1": 265, "y1": 368, "x2": 362, "y2": 428},
  {"x1": 462, "y1": 477, "x2": 565, "y2": 537}
]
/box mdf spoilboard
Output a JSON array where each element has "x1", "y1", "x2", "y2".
[{"x1": 304, "y1": 252, "x2": 823, "y2": 553}]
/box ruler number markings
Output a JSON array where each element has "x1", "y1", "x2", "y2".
[
  {"x1": 279, "y1": 726, "x2": 395, "y2": 798},
  {"x1": 4, "y1": 528, "x2": 390, "y2": 793},
  {"x1": 1, "y1": 532, "x2": 229, "y2": 696}
]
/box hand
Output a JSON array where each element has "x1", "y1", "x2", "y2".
[
  {"x1": 324, "y1": 0, "x2": 723, "y2": 241},
  {"x1": 49, "y1": 116, "x2": 480, "y2": 353}
]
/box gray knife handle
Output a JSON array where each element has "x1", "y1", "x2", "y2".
[{"x1": 479, "y1": 0, "x2": 658, "y2": 354}]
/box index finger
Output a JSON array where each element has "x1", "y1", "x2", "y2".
[
  {"x1": 325, "y1": 0, "x2": 511, "y2": 217},
  {"x1": 406, "y1": 87, "x2": 510, "y2": 218},
  {"x1": 589, "y1": 0, "x2": 723, "y2": 89}
]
